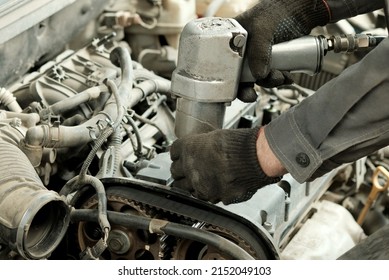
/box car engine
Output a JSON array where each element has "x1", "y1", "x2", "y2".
[{"x1": 0, "y1": 0, "x2": 388, "y2": 260}]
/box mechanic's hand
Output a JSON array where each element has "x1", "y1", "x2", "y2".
[
  {"x1": 235, "y1": 0, "x2": 330, "y2": 91},
  {"x1": 170, "y1": 127, "x2": 280, "y2": 205}
]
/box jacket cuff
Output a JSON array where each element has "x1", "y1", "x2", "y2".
[{"x1": 264, "y1": 107, "x2": 323, "y2": 183}]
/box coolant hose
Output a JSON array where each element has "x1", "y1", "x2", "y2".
[
  {"x1": 109, "y1": 46, "x2": 133, "y2": 100},
  {"x1": 71, "y1": 209, "x2": 254, "y2": 260},
  {"x1": 39, "y1": 85, "x2": 106, "y2": 119},
  {"x1": 128, "y1": 79, "x2": 171, "y2": 108},
  {"x1": 0, "y1": 139, "x2": 70, "y2": 259}
]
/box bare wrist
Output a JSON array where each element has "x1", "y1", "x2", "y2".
[{"x1": 256, "y1": 126, "x2": 287, "y2": 177}]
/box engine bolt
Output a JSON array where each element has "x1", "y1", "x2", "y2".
[
  {"x1": 263, "y1": 221, "x2": 272, "y2": 231},
  {"x1": 107, "y1": 230, "x2": 131, "y2": 254}
]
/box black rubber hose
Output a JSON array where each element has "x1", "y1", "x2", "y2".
[{"x1": 71, "y1": 209, "x2": 254, "y2": 260}]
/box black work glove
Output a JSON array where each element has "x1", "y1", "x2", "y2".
[
  {"x1": 170, "y1": 127, "x2": 281, "y2": 205},
  {"x1": 235, "y1": 0, "x2": 330, "y2": 98}
]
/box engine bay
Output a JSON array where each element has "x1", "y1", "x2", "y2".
[{"x1": 0, "y1": 0, "x2": 388, "y2": 260}]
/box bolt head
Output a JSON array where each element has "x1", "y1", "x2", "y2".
[{"x1": 233, "y1": 34, "x2": 246, "y2": 48}]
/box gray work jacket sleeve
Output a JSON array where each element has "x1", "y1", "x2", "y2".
[
  {"x1": 265, "y1": 38, "x2": 389, "y2": 183},
  {"x1": 326, "y1": 0, "x2": 383, "y2": 22}
]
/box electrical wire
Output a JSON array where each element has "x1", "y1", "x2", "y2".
[{"x1": 124, "y1": 114, "x2": 143, "y2": 158}]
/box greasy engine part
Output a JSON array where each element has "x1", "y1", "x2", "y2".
[
  {"x1": 0, "y1": 0, "x2": 109, "y2": 87},
  {"x1": 103, "y1": 0, "x2": 197, "y2": 78},
  {"x1": 0, "y1": 124, "x2": 69, "y2": 259},
  {"x1": 77, "y1": 193, "x2": 162, "y2": 260},
  {"x1": 171, "y1": 224, "x2": 257, "y2": 260},
  {"x1": 71, "y1": 180, "x2": 273, "y2": 260},
  {"x1": 72, "y1": 207, "x2": 256, "y2": 260}
]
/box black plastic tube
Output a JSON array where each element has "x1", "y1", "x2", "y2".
[{"x1": 71, "y1": 209, "x2": 254, "y2": 260}]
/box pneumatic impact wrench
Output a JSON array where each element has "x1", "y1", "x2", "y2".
[{"x1": 171, "y1": 17, "x2": 385, "y2": 138}]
